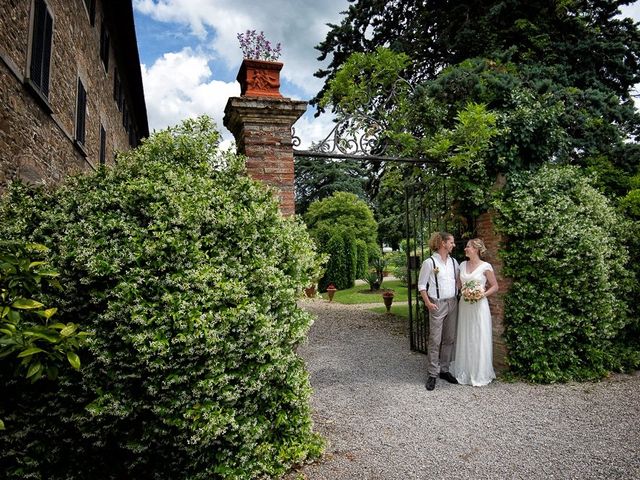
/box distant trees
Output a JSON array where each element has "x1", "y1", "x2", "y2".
[{"x1": 304, "y1": 192, "x2": 379, "y2": 291}]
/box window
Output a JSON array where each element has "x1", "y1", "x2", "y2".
[
  {"x1": 75, "y1": 78, "x2": 87, "y2": 146},
  {"x1": 99, "y1": 125, "x2": 106, "y2": 165},
  {"x1": 122, "y1": 102, "x2": 129, "y2": 130},
  {"x1": 29, "y1": 0, "x2": 53, "y2": 98},
  {"x1": 83, "y1": 0, "x2": 96, "y2": 26},
  {"x1": 100, "y1": 20, "x2": 109, "y2": 71},
  {"x1": 113, "y1": 69, "x2": 122, "y2": 111}
]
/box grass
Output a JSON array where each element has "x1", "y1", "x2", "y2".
[
  {"x1": 369, "y1": 303, "x2": 410, "y2": 319},
  {"x1": 322, "y1": 279, "x2": 408, "y2": 305}
]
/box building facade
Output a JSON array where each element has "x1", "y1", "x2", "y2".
[{"x1": 0, "y1": 0, "x2": 148, "y2": 189}]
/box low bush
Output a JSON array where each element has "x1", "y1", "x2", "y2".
[{"x1": 0, "y1": 116, "x2": 323, "y2": 479}]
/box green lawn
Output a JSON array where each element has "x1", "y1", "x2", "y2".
[
  {"x1": 369, "y1": 303, "x2": 410, "y2": 319},
  {"x1": 322, "y1": 279, "x2": 408, "y2": 304}
]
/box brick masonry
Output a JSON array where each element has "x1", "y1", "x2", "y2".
[
  {"x1": 0, "y1": 0, "x2": 147, "y2": 191},
  {"x1": 223, "y1": 96, "x2": 307, "y2": 216},
  {"x1": 476, "y1": 210, "x2": 512, "y2": 371}
]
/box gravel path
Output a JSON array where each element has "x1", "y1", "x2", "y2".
[{"x1": 285, "y1": 299, "x2": 640, "y2": 479}]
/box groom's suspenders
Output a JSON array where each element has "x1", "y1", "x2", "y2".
[
  {"x1": 429, "y1": 256, "x2": 459, "y2": 300},
  {"x1": 431, "y1": 257, "x2": 440, "y2": 299}
]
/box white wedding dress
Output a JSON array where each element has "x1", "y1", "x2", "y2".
[{"x1": 452, "y1": 261, "x2": 496, "y2": 386}]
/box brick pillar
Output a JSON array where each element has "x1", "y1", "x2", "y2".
[
  {"x1": 476, "y1": 210, "x2": 512, "y2": 372},
  {"x1": 223, "y1": 96, "x2": 307, "y2": 216}
]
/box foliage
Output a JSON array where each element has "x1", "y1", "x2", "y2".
[
  {"x1": 0, "y1": 116, "x2": 323, "y2": 479},
  {"x1": 304, "y1": 191, "x2": 378, "y2": 251},
  {"x1": 319, "y1": 230, "x2": 355, "y2": 292},
  {"x1": 294, "y1": 156, "x2": 368, "y2": 215},
  {"x1": 355, "y1": 240, "x2": 368, "y2": 279},
  {"x1": 387, "y1": 250, "x2": 408, "y2": 285},
  {"x1": 314, "y1": 1, "x2": 640, "y2": 229},
  {"x1": 493, "y1": 165, "x2": 637, "y2": 382},
  {"x1": 360, "y1": 270, "x2": 380, "y2": 291},
  {"x1": 0, "y1": 241, "x2": 87, "y2": 382},
  {"x1": 237, "y1": 30, "x2": 281, "y2": 61}
]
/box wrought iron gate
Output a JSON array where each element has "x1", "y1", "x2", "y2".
[
  {"x1": 403, "y1": 174, "x2": 462, "y2": 354},
  {"x1": 293, "y1": 118, "x2": 461, "y2": 355}
]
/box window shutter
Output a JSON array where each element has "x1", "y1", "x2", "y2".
[
  {"x1": 29, "y1": 0, "x2": 53, "y2": 97},
  {"x1": 75, "y1": 78, "x2": 87, "y2": 145},
  {"x1": 99, "y1": 125, "x2": 106, "y2": 165},
  {"x1": 100, "y1": 21, "x2": 109, "y2": 71},
  {"x1": 84, "y1": 0, "x2": 96, "y2": 25}
]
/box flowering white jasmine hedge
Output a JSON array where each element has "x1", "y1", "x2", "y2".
[
  {"x1": 0, "y1": 116, "x2": 323, "y2": 479},
  {"x1": 494, "y1": 165, "x2": 637, "y2": 382}
]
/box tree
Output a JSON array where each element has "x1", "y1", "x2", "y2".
[
  {"x1": 294, "y1": 156, "x2": 368, "y2": 215},
  {"x1": 304, "y1": 191, "x2": 379, "y2": 253},
  {"x1": 315, "y1": 0, "x2": 640, "y2": 189}
]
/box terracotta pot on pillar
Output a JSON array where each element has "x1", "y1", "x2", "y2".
[{"x1": 237, "y1": 59, "x2": 283, "y2": 98}]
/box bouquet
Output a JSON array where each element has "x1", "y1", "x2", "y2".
[{"x1": 461, "y1": 280, "x2": 484, "y2": 303}]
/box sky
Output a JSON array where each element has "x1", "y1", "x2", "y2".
[{"x1": 132, "y1": 1, "x2": 640, "y2": 149}]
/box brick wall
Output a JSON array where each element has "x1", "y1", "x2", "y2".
[
  {"x1": 224, "y1": 96, "x2": 307, "y2": 216},
  {"x1": 476, "y1": 210, "x2": 512, "y2": 371},
  {"x1": 0, "y1": 0, "x2": 146, "y2": 190}
]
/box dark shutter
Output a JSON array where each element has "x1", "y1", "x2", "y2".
[
  {"x1": 29, "y1": 0, "x2": 53, "y2": 97},
  {"x1": 83, "y1": 0, "x2": 96, "y2": 25},
  {"x1": 99, "y1": 125, "x2": 106, "y2": 165},
  {"x1": 100, "y1": 21, "x2": 109, "y2": 71},
  {"x1": 113, "y1": 69, "x2": 122, "y2": 111},
  {"x1": 75, "y1": 78, "x2": 87, "y2": 145}
]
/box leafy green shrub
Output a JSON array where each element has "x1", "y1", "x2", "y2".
[
  {"x1": 494, "y1": 165, "x2": 636, "y2": 382},
  {"x1": 0, "y1": 241, "x2": 87, "y2": 384},
  {"x1": 0, "y1": 116, "x2": 323, "y2": 479},
  {"x1": 387, "y1": 250, "x2": 408, "y2": 285},
  {"x1": 355, "y1": 240, "x2": 368, "y2": 279},
  {"x1": 319, "y1": 231, "x2": 353, "y2": 291}
]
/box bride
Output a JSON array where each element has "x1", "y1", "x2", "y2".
[{"x1": 452, "y1": 238, "x2": 498, "y2": 386}]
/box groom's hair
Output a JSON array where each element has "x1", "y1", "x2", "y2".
[{"x1": 428, "y1": 231, "x2": 453, "y2": 251}]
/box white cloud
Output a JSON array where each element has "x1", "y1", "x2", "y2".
[
  {"x1": 141, "y1": 47, "x2": 239, "y2": 137},
  {"x1": 133, "y1": 0, "x2": 348, "y2": 97}
]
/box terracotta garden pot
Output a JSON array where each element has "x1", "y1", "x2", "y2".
[
  {"x1": 382, "y1": 291, "x2": 395, "y2": 313},
  {"x1": 326, "y1": 284, "x2": 337, "y2": 302},
  {"x1": 237, "y1": 59, "x2": 283, "y2": 98}
]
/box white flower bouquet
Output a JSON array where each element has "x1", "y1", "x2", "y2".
[{"x1": 461, "y1": 280, "x2": 484, "y2": 303}]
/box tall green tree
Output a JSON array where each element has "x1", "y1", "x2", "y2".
[
  {"x1": 294, "y1": 156, "x2": 368, "y2": 215},
  {"x1": 315, "y1": 0, "x2": 640, "y2": 191}
]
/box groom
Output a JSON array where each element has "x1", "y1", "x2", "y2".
[{"x1": 418, "y1": 231, "x2": 459, "y2": 391}]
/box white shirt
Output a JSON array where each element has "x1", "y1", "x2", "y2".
[{"x1": 417, "y1": 253, "x2": 458, "y2": 300}]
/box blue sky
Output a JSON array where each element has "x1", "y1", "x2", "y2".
[
  {"x1": 132, "y1": 1, "x2": 640, "y2": 148},
  {"x1": 132, "y1": 0, "x2": 350, "y2": 148}
]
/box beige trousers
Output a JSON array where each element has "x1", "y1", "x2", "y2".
[{"x1": 427, "y1": 297, "x2": 458, "y2": 377}]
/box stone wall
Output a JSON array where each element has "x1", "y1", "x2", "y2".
[{"x1": 0, "y1": 0, "x2": 145, "y2": 190}]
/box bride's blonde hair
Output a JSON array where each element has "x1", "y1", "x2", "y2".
[{"x1": 469, "y1": 238, "x2": 487, "y2": 257}]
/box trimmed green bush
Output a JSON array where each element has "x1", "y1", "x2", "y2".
[
  {"x1": 494, "y1": 165, "x2": 636, "y2": 382},
  {"x1": 0, "y1": 117, "x2": 323, "y2": 479},
  {"x1": 355, "y1": 240, "x2": 368, "y2": 279}
]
